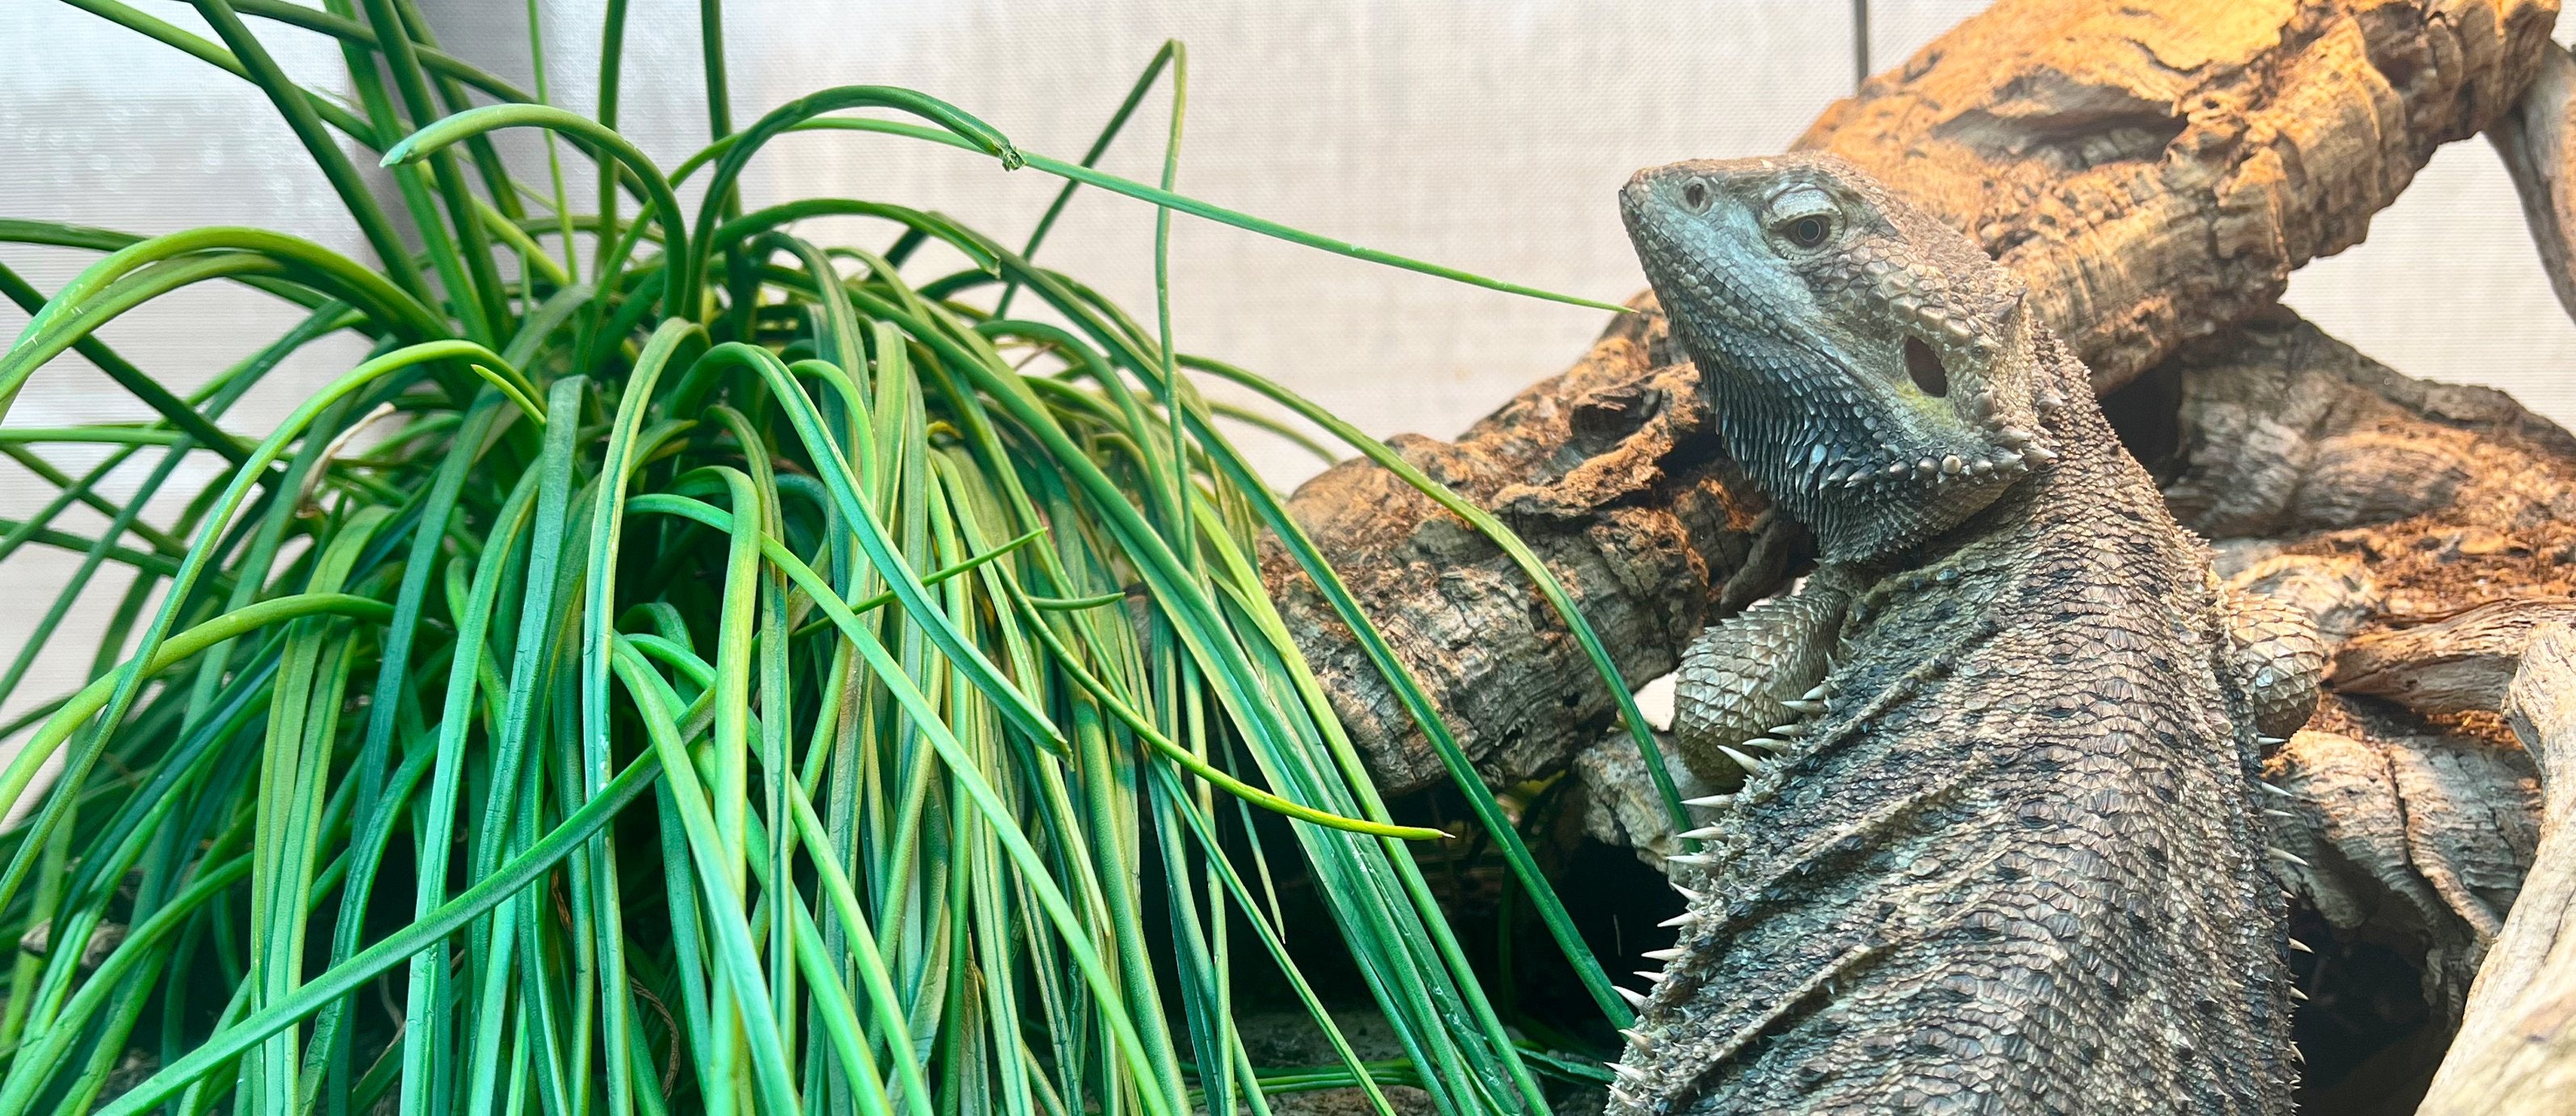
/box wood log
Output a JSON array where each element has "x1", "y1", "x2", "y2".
[
  {"x1": 1802, "y1": 0, "x2": 2560, "y2": 393},
  {"x1": 1270, "y1": 0, "x2": 2560, "y2": 798},
  {"x1": 2336, "y1": 599, "x2": 2576, "y2": 715},
  {"x1": 2491, "y1": 41, "x2": 2576, "y2": 323},
  {"x1": 1262, "y1": 306, "x2": 1773, "y2": 794},
  {"x1": 2268, "y1": 720, "x2": 2538, "y2": 1016},
  {"x1": 1247, "y1": 0, "x2": 2576, "y2": 1102},
  {"x1": 2417, "y1": 623, "x2": 2576, "y2": 1114}
]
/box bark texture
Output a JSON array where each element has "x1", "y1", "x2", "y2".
[
  {"x1": 1269, "y1": 0, "x2": 2561, "y2": 799},
  {"x1": 1263, "y1": 306, "x2": 1779, "y2": 794},
  {"x1": 2417, "y1": 625, "x2": 2576, "y2": 1114},
  {"x1": 2492, "y1": 42, "x2": 2576, "y2": 321},
  {"x1": 1244, "y1": 0, "x2": 2576, "y2": 1106},
  {"x1": 1802, "y1": 0, "x2": 2560, "y2": 393}
]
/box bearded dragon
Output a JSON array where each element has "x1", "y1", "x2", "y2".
[{"x1": 1604, "y1": 152, "x2": 2320, "y2": 1114}]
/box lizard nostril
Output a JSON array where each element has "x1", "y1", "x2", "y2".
[
  {"x1": 1682, "y1": 181, "x2": 1709, "y2": 212},
  {"x1": 1905, "y1": 335, "x2": 1950, "y2": 398}
]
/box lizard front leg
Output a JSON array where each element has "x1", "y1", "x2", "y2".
[
  {"x1": 1673, "y1": 583, "x2": 1848, "y2": 783},
  {"x1": 2219, "y1": 581, "x2": 2327, "y2": 741}
]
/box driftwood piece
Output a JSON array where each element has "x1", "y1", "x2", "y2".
[
  {"x1": 1268, "y1": 0, "x2": 2558, "y2": 799},
  {"x1": 2268, "y1": 719, "x2": 2540, "y2": 1015},
  {"x1": 2337, "y1": 600, "x2": 2576, "y2": 715},
  {"x1": 2418, "y1": 624, "x2": 2576, "y2": 1114},
  {"x1": 1245, "y1": 0, "x2": 2576, "y2": 1101},
  {"x1": 1263, "y1": 306, "x2": 1776, "y2": 794},
  {"x1": 2491, "y1": 42, "x2": 2576, "y2": 323},
  {"x1": 1801, "y1": 0, "x2": 2560, "y2": 392},
  {"x1": 2157, "y1": 307, "x2": 2576, "y2": 552}
]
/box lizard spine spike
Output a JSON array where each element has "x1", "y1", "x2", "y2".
[
  {"x1": 1680, "y1": 824, "x2": 1726, "y2": 840},
  {"x1": 1615, "y1": 985, "x2": 1650, "y2": 1009},
  {"x1": 1643, "y1": 947, "x2": 1683, "y2": 962},
  {"x1": 1681, "y1": 793, "x2": 1736, "y2": 808},
  {"x1": 2268, "y1": 846, "x2": 2311, "y2": 867},
  {"x1": 1622, "y1": 1028, "x2": 1655, "y2": 1052},
  {"x1": 1636, "y1": 969, "x2": 1669, "y2": 985},
  {"x1": 2287, "y1": 938, "x2": 2314, "y2": 954},
  {"x1": 1717, "y1": 744, "x2": 1767, "y2": 774}
]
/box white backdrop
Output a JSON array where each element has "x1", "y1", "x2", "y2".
[{"x1": 4, "y1": 0, "x2": 2574, "y2": 728}]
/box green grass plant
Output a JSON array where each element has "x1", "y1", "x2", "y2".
[{"x1": 0, "y1": 3, "x2": 1654, "y2": 1113}]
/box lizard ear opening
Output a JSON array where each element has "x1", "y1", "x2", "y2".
[{"x1": 1904, "y1": 334, "x2": 1949, "y2": 398}]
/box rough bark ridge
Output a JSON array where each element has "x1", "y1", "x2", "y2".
[
  {"x1": 1253, "y1": 0, "x2": 2576, "y2": 1106},
  {"x1": 2415, "y1": 625, "x2": 2576, "y2": 1114},
  {"x1": 1261, "y1": 306, "x2": 1774, "y2": 795},
  {"x1": 1271, "y1": 0, "x2": 2559, "y2": 800},
  {"x1": 1802, "y1": 0, "x2": 2558, "y2": 393}
]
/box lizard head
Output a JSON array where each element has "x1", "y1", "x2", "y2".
[{"x1": 1620, "y1": 152, "x2": 2058, "y2": 563}]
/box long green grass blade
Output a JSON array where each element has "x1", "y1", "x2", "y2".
[{"x1": 0, "y1": 14, "x2": 1650, "y2": 1116}]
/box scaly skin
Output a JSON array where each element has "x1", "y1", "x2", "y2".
[{"x1": 1609, "y1": 153, "x2": 2305, "y2": 1114}]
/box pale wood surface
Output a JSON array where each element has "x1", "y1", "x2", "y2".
[
  {"x1": 2419, "y1": 623, "x2": 2576, "y2": 1114},
  {"x1": 1802, "y1": 0, "x2": 2561, "y2": 393},
  {"x1": 2493, "y1": 42, "x2": 2576, "y2": 325}
]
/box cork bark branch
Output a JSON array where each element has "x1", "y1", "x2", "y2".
[
  {"x1": 1803, "y1": 0, "x2": 2560, "y2": 393},
  {"x1": 1270, "y1": 0, "x2": 2561, "y2": 799},
  {"x1": 2417, "y1": 625, "x2": 2576, "y2": 1114},
  {"x1": 1257, "y1": 0, "x2": 2576, "y2": 1105},
  {"x1": 2491, "y1": 41, "x2": 2576, "y2": 323}
]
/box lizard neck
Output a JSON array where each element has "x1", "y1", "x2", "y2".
[{"x1": 1818, "y1": 335, "x2": 2175, "y2": 589}]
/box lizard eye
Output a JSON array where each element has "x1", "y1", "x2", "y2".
[
  {"x1": 1681, "y1": 180, "x2": 1710, "y2": 212},
  {"x1": 1764, "y1": 187, "x2": 1841, "y2": 254}
]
